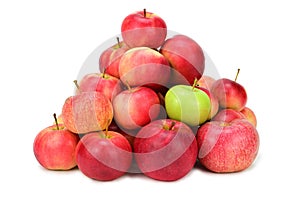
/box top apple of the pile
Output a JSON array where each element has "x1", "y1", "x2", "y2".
[{"x1": 121, "y1": 10, "x2": 167, "y2": 49}]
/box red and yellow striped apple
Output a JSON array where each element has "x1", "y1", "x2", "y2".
[{"x1": 62, "y1": 91, "x2": 113, "y2": 134}]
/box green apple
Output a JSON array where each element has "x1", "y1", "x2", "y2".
[{"x1": 165, "y1": 84, "x2": 211, "y2": 126}]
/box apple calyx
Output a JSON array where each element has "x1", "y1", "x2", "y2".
[
  {"x1": 234, "y1": 68, "x2": 240, "y2": 82},
  {"x1": 53, "y1": 113, "x2": 60, "y2": 130},
  {"x1": 163, "y1": 120, "x2": 176, "y2": 131}
]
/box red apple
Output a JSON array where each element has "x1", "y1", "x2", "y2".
[
  {"x1": 240, "y1": 107, "x2": 257, "y2": 127},
  {"x1": 197, "y1": 119, "x2": 259, "y2": 173},
  {"x1": 212, "y1": 108, "x2": 245, "y2": 122},
  {"x1": 196, "y1": 75, "x2": 216, "y2": 90},
  {"x1": 112, "y1": 86, "x2": 161, "y2": 130},
  {"x1": 76, "y1": 72, "x2": 122, "y2": 101},
  {"x1": 62, "y1": 91, "x2": 113, "y2": 134},
  {"x1": 119, "y1": 46, "x2": 171, "y2": 91},
  {"x1": 134, "y1": 119, "x2": 198, "y2": 181},
  {"x1": 121, "y1": 9, "x2": 167, "y2": 48},
  {"x1": 211, "y1": 78, "x2": 247, "y2": 111},
  {"x1": 160, "y1": 34, "x2": 205, "y2": 85},
  {"x1": 75, "y1": 131, "x2": 132, "y2": 181},
  {"x1": 33, "y1": 114, "x2": 80, "y2": 170},
  {"x1": 99, "y1": 37, "x2": 130, "y2": 78}
]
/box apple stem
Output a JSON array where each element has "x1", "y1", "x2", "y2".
[
  {"x1": 105, "y1": 119, "x2": 110, "y2": 135},
  {"x1": 234, "y1": 68, "x2": 240, "y2": 82},
  {"x1": 163, "y1": 120, "x2": 176, "y2": 131},
  {"x1": 73, "y1": 80, "x2": 80, "y2": 92},
  {"x1": 192, "y1": 78, "x2": 198, "y2": 91},
  {"x1": 125, "y1": 80, "x2": 132, "y2": 91},
  {"x1": 102, "y1": 68, "x2": 106, "y2": 78},
  {"x1": 169, "y1": 121, "x2": 176, "y2": 130},
  {"x1": 143, "y1": 8, "x2": 146, "y2": 17},
  {"x1": 53, "y1": 113, "x2": 59, "y2": 130},
  {"x1": 116, "y1": 37, "x2": 121, "y2": 48}
]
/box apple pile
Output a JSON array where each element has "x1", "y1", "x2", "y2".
[{"x1": 33, "y1": 9, "x2": 260, "y2": 181}]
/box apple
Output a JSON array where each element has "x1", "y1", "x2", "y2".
[
  {"x1": 121, "y1": 9, "x2": 167, "y2": 48},
  {"x1": 240, "y1": 107, "x2": 257, "y2": 127},
  {"x1": 197, "y1": 119, "x2": 260, "y2": 173},
  {"x1": 211, "y1": 77, "x2": 247, "y2": 111},
  {"x1": 33, "y1": 113, "x2": 80, "y2": 170},
  {"x1": 134, "y1": 119, "x2": 198, "y2": 181},
  {"x1": 160, "y1": 34, "x2": 205, "y2": 85},
  {"x1": 165, "y1": 83, "x2": 211, "y2": 126},
  {"x1": 118, "y1": 46, "x2": 171, "y2": 91},
  {"x1": 99, "y1": 37, "x2": 130, "y2": 78},
  {"x1": 212, "y1": 108, "x2": 245, "y2": 122},
  {"x1": 196, "y1": 75, "x2": 215, "y2": 90},
  {"x1": 211, "y1": 69, "x2": 247, "y2": 111},
  {"x1": 76, "y1": 72, "x2": 123, "y2": 101},
  {"x1": 75, "y1": 131, "x2": 132, "y2": 181},
  {"x1": 113, "y1": 86, "x2": 161, "y2": 130},
  {"x1": 62, "y1": 91, "x2": 113, "y2": 134}
]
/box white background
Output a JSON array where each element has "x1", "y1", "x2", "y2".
[{"x1": 1, "y1": 0, "x2": 299, "y2": 199}]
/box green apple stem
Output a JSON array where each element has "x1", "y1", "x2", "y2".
[
  {"x1": 192, "y1": 78, "x2": 198, "y2": 91},
  {"x1": 53, "y1": 113, "x2": 59, "y2": 130},
  {"x1": 143, "y1": 8, "x2": 146, "y2": 17},
  {"x1": 234, "y1": 68, "x2": 240, "y2": 82}
]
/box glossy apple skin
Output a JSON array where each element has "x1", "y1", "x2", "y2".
[
  {"x1": 76, "y1": 73, "x2": 122, "y2": 101},
  {"x1": 75, "y1": 131, "x2": 132, "y2": 181},
  {"x1": 212, "y1": 108, "x2": 245, "y2": 122},
  {"x1": 113, "y1": 86, "x2": 161, "y2": 130},
  {"x1": 211, "y1": 78, "x2": 247, "y2": 111},
  {"x1": 197, "y1": 75, "x2": 216, "y2": 90},
  {"x1": 197, "y1": 119, "x2": 259, "y2": 173},
  {"x1": 33, "y1": 124, "x2": 80, "y2": 170},
  {"x1": 134, "y1": 119, "x2": 198, "y2": 181},
  {"x1": 99, "y1": 41, "x2": 129, "y2": 78},
  {"x1": 165, "y1": 85, "x2": 211, "y2": 126},
  {"x1": 121, "y1": 10, "x2": 167, "y2": 48},
  {"x1": 240, "y1": 107, "x2": 257, "y2": 127},
  {"x1": 160, "y1": 35, "x2": 205, "y2": 85},
  {"x1": 62, "y1": 91, "x2": 113, "y2": 134},
  {"x1": 119, "y1": 47, "x2": 171, "y2": 91}
]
